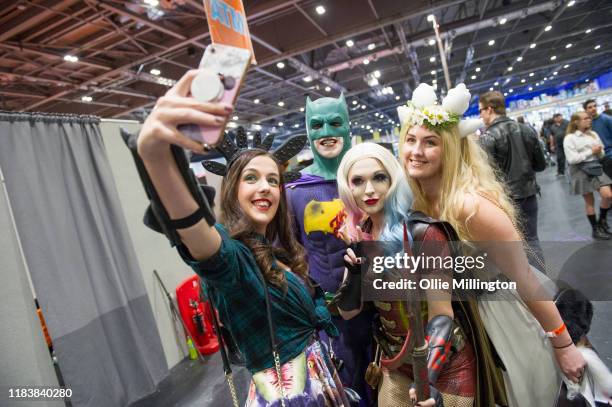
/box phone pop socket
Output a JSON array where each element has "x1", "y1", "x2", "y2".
[{"x1": 191, "y1": 70, "x2": 224, "y2": 103}]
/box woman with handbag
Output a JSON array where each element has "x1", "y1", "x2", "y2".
[
  {"x1": 563, "y1": 111, "x2": 612, "y2": 240},
  {"x1": 135, "y1": 70, "x2": 351, "y2": 406},
  {"x1": 333, "y1": 142, "x2": 506, "y2": 407},
  {"x1": 398, "y1": 83, "x2": 587, "y2": 407}
]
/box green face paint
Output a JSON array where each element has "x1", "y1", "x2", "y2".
[{"x1": 304, "y1": 93, "x2": 351, "y2": 180}]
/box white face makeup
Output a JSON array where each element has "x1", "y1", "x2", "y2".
[
  {"x1": 347, "y1": 158, "x2": 391, "y2": 217},
  {"x1": 237, "y1": 155, "x2": 281, "y2": 234},
  {"x1": 314, "y1": 136, "x2": 344, "y2": 159},
  {"x1": 401, "y1": 125, "x2": 443, "y2": 181}
]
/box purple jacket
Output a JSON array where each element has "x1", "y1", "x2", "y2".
[{"x1": 285, "y1": 174, "x2": 347, "y2": 294}]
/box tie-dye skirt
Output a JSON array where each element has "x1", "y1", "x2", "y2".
[{"x1": 246, "y1": 340, "x2": 351, "y2": 406}]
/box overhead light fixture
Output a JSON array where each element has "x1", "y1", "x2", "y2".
[
  {"x1": 352, "y1": 100, "x2": 358, "y2": 105},
  {"x1": 585, "y1": 79, "x2": 589, "y2": 82},
  {"x1": 594, "y1": 44, "x2": 601, "y2": 50},
  {"x1": 489, "y1": 87, "x2": 494, "y2": 91},
  {"x1": 568, "y1": 0, "x2": 575, "y2": 6},
  {"x1": 395, "y1": 95, "x2": 400, "y2": 100},
  {"x1": 299, "y1": 107, "x2": 305, "y2": 112},
  {"x1": 528, "y1": 87, "x2": 533, "y2": 91},
  {"x1": 488, "y1": 39, "x2": 495, "y2": 46},
  {"x1": 366, "y1": 125, "x2": 372, "y2": 129},
  {"x1": 372, "y1": 70, "x2": 381, "y2": 78},
  {"x1": 475, "y1": 67, "x2": 481, "y2": 72},
  {"x1": 503, "y1": 92, "x2": 508, "y2": 96},
  {"x1": 367, "y1": 43, "x2": 376, "y2": 50},
  {"x1": 471, "y1": 75, "x2": 477, "y2": 80},
  {"x1": 429, "y1": 56, "x2": 436, "y2": 62},
  {"x1": 367, "y1": 77, "x2": 379, "y2": 87},
  {"x1": 543, "y1": 77, "x2": 548, "y2": 80},
  {"x1": 276, "y1": 61, "x2": 285, "y2": 69},
  {"x1": 315, "y1": 5, "x2": 325, "y2": 15},
  {"x1": 431, "y1": 70, "x2": 436, "y2": 75},
  {"x1": 277, "y1": 101, "x2": 285, "y2": 107},
  {"x1": 494, "y1": 81, "x2": 499, "y2": 86},
  {"x1": 530, "y1": 43, "x2": 537, "y2": 49},
  {"x1": 253, "y1": 98, "x2": 260, "y2": 104},
  {"x1": 550, "y1": 55, "x2": 557, "y2": 60},
  {"x1": 362, "y1": 58, "x2": 370, "y2": 65},
  {"x1": 63, "y1": 54, "x2": 78, "y2": 63},
  {"x1": 232, "y1": 115, "x2": 239, "y2": 121},
  {"x1": 544, "y1": 25, "x2": 552, "y2": 32},
  {"x1": 278, "y1": 121, "x2": 284, "y2": 126},
  {"x1": 535, "y1": 82, "x2": 540, "y2": 85},
  {"x1": 150, "y1": 68, "x2": 161, "y2": 76},
  {"x1": 428, "y1": 39, "x2": 436, "y2": 46},
  {"x1": 516, "y1": 56, "x2": 523, "y2": 62},
  {"x1": 432, "y1": 79, "x2": 437, "y2": 84},
  {"x1": 553, "y1": 71, "x2": 558, "y2": 75},
  {"x1": 361, "y1": 105, "x2": 366, "y2": 110},
  {"x1": 509, "y1": 89, "x2": 513, "y2": 93},
  {"x1": 529, "y1": 72, "x2": 534, "y2": 77},
  {"x1": 346, "y1": 39, "x2": 354, "y2": 47},
  {"x1": 81, "y1": 96, "x2": 92, "y2": 102},
  {"x1": 293, "y1": 124, "x2": 299, "y2": 128},
  {"x1": 303, "y1": 75, "x2": 313, "y2": 82},
  {"x1": 565, "y1": 43, "x2": 572, "y2": 49},
  {"x1": 585, "y1": 28, "x2": 592, "y2": 34},
  {"x1": 499, "y1": 17, "x2": 508, "y2": 25},
  {"x1": 564, "y1": 64, "x2": 570, "y2": 68},
  {"x1": 324, "y1": 86, "x2": 331, "y2": 92},
  {"x1": 507, "y1": 66, "x2": 513, "y2": 71},
  {"x1": 521, "y1": 79, "x2": 526, "y2": 83},
  {"x1": 427, "y1": 14, "x2": 435, "y2": 22}
]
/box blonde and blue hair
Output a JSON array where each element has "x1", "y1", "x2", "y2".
[{"x1": 337, "y1": 142, "x2": 413, "y2": 242}]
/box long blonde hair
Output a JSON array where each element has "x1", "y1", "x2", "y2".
[
  {"x1": 401, "y1": 124, "x2": 518, "y2": 241},
  {"x1": 567, "y1": 111, "x2": 597, "y2": 138}
]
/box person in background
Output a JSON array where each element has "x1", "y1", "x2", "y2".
[
  {"x1": 584, "y1": 99, "x2": 612, "y2": 180},
  {"x1": 563, "y1": 111, "x2": 612, "y2": 240},
  {"x1": 549, "y1": 113, "x2": 570, "y2": 176},
  {"x1": 603, "y1": 101, "x2": 612, "y2": 116},
  {"x1": 479, "y1": 90, "x2": 547, "y2": 267}
]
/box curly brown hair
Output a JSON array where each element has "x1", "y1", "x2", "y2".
[{"x1": 220, "y1": 149, "x2": 309, "y2": 289}]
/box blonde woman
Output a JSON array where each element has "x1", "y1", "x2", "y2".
[
  {"x1": 397, "y1": 83, "x2": 586, "y2": 406},
  {"x1": 563, "y1": 111, "x2": 612, "y2": 240}
]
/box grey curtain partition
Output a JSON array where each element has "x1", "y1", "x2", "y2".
[{"x1": 0, "y1": 112, "x2": 168, "y2": 406}]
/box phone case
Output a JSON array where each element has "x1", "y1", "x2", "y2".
[{"x1": 178, "y1": 44, "x2": 251, "y2": 146}]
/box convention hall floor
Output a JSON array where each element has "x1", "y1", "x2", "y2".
[{"x1": 131, "y1": 165, "x2": 612, "y2": 407}]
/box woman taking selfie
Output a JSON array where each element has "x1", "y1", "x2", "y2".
[
  {"x1": 134, "y1": 69, "x2": 350, "y2": 406},
  {"x1": 397, "y1": 83, "x2": 586, "y2": 406}
]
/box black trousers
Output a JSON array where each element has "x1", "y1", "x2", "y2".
[
  {"x1": 514, "y1": 194, "x2": 545, "y2": 270},
  {"x1": 555, "y1": 136, "x2": 566, "y2": 175},
  {"x1": 603, "y1": 155, "x2": 612, "y2": 180}
]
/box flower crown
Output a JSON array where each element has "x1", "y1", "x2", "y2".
[{"x1": 397, "y1": 83, "x2": 482, "y2": 138}]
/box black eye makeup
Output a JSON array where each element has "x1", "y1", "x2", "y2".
[
  {"x1": 373, "y1": 172, "x2": 390, "y2": 183},
  {"x1": 350, "y1": 176, "x2": 364, "y2": 186}
]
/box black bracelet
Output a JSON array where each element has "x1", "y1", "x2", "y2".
[{"x1": 553, "y1": 341, "x2": 574, "y2": 349}]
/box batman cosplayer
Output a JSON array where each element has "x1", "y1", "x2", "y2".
[{"x1": 285, "y1": 94, "x2": 374, "y2": 406}]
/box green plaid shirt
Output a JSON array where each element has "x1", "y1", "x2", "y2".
[{"x1": 178, "y1": 224, "x2": 337, "y2": 373}]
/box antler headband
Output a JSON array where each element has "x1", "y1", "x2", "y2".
[{"x1": 202, "y1": 127, "x2": 307, "y2": 183}]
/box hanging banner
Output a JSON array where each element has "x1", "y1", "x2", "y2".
[{"x1": 203, "y1": 0, "x2": 257, "y2": 64}]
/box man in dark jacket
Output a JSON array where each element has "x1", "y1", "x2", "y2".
[
  {"x1": 549, "y1": 113, "x2": 569, "y2": 176},
  {"x1": 479, "y1": 91, "x2": 547, "y2": 267}
]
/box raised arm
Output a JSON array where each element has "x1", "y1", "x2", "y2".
[{"x1": 137, "y1": 70, "x2": 231, "y2": 260}]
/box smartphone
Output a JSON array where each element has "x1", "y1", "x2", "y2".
[{"x1": 178, "y1": 44, "x2": 251, "y2": 146}]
